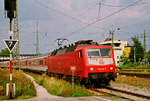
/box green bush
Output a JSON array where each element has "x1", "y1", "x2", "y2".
[
  {"x1": 147, "y1": 56, "x2": 150, "y2": 63},
  {"x1": 119, "y1": 62, "x2": 150, "y2": 70}
]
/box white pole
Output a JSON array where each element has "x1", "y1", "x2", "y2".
[{"x1": 72, "y1": 71, "x2": 74, "y2": 88}]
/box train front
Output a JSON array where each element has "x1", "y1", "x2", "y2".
[{"x1": 83, "y1": 46, "x2": 116, "y2": 84}]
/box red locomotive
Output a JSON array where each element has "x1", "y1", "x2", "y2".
[
  {"x1": 48, "y1": 40, "x2": 116, "y2": 86},
  {"x1": 0, "y1": 40, "x2": 116, "y2": 86}
]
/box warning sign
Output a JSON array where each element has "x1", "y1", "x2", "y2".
[{"x1": 3, "y1": 39, "x2": 18, "y2": 52}]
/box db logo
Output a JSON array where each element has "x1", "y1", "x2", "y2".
[
  {"x1": 99, "y1": 60, "x2": 104, "y2": 64},
  {"x1": 0, "y1": 86, "x2": 3, "y2": 90}
]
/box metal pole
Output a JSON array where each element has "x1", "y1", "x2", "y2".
[
  {"x1": 9, "y1": 18, "x2": 14, "y2": 99},
  {"x1": 9, "y1": 19, "x2": 13, "y2": 40},
  {"x1": 9, "y1": 53, "x2": 13, "y2": 98},
  {"x1": 14, "y1": 0, "x2": 21, "y2": 69},
  {"x1": 144, "y1": 30, "x2": 146, "y2": 64},
  {"x1": 72, "y1": 71, "x2": 74, "y2": 88},
  {"x1": 112, "y1": 31, "x2": 114, "y2": 48},
  {"x1": 144, "y1": 30, "x2": 146, "y2": 54},
  {"x1": 110, "y1": 28, "x2": 120, "y2": 49},
  {"x1": 110, "y1": 30, "x2": 114, "y2": 49},
  {"x1": 36, "y1": 22, "x2": 40, "y2": 56},
  {"x1": 134, "y1": 47, "x2": 136, "y2": 63},
  {"x1": 10, "y1": 53, "x2": 13, "y2": 81}
]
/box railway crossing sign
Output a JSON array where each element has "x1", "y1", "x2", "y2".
[{"x1": 3, "y1": 39, "x2": 18, "y2": 53}]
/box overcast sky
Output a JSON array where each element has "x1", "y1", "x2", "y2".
[{"x1": 0, "y1": 0, "x2": 150, "y2": 54}]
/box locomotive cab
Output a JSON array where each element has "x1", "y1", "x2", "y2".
[
  {"x1": 48, "y1": 40, "x2": 117, "y2": 86},
  {"x1": 80, "y1": 46, "x2": 116, "y2": 84}
]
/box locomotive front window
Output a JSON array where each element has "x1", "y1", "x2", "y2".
[
  {"x1": 100, "y1": 48, "x2": 112, "y2": 57},
  {"x1": 87, "y1": 49, "x2": 100, "y2": 57},
  {"x1": 87, "y1": 48, "x2": 111, "y2": 57}
]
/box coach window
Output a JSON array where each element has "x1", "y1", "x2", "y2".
[
  {"x1": 79, "y1": 50, "x2": 82, "y2": 58},
  {"x1": 29, "y1": 61, "x2": 31, "y2": 65},
  {"x1": 39, "y1": 60, "x2": 43, "y2": 65}
]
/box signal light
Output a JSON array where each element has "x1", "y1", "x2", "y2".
[{"x1": 4, "y1": 0, "x2": 16, "y2": 18}]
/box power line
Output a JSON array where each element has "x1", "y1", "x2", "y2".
[
  {"x1": 63, "y1": 0, "x2": 143, "y2": 38},
  {"x1": 34, "y1": 0, "x2": 94, "y2": 27},
  {"x1": 74, "y1": 3, "x2": 98, "y2": 17},
  {"x1": 34, "y1": 0, "x2": 146, "y2": 42},
  {"x1": 34, "y1": 0, "x2": 107, "y2": 31},
  {"x1": 101, "y1": 1, "x2": 150, "y2": 7},
  {"x1": 34, "y1": 0, "x2": 80, "y2": 22}
]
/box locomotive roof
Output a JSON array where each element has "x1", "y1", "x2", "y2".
[{"x1": 51, "y1": 40, "x2": 101, "y2": 56}]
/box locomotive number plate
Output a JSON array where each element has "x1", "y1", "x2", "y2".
[{"x1": 98, "y1": 68, "x2": 106, "y2": 70}]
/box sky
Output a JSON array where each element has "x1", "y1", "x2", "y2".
[{"x1": 0, "y1": 0, "x2": 150, "y2": 54}]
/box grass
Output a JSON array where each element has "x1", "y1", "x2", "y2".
[
  {"x1": 119, "y1": 64, "x2": 150, "y2": 70},
  {"x1": 115, "y1": 75, "x2": 150, "y2": 89},
  {"x1": 0, "y1": 68, "x2": 36, "y2": 100},
  {"x1": 28, "y1": 73, "x2": 94, "y2": 97},
  {"x1": 118, "y1": 64, "x2": 150, "y2": 74}
]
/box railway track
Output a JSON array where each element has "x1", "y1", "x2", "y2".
[
  {"x1": 118, "y1": 69, "x2": 150, "y2": 78},
  {"x1": 91, "y1": 86, "x2": 150, "y2": 101},
  {"x1": 119, "y1": 69, "x2": 150, "y2": 72},
  {"x1": 119, "y1": 72, "x2": 150, "y2": 78},
  {"x1": 91, "y1": 88, "x2": 132, "y2": 101},
  {"x1": 2, "y1": 67, "x2": 150, "y2": 100}
]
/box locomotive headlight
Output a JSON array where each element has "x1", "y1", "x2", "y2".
[
  {"x1": 110, "y1": 67, "x2": 113, "y2": 70},
  {"x1": 90, "y1": 67, "x2": 94, "y2": 71}
]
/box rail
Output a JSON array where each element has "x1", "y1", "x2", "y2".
[
  {"x1": 91, "y1": 86, "x2": 150, "y2": 100},
  {"x1": 119, "y1": 69, "x2": 150, "y2": 72},
  {"x1": 91, "y1": 89, "x2": 132, "y2": 100},
  {"x1": 118, "y1": 69, "x2": 150, "y2": 78},
  {"x1": 104, "y1": 86, "x2": 150, "y2": 99}
]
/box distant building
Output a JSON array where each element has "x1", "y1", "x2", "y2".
[
  {"x1": 124, "y1": 46, "x2": 132, "y2": 58},
  {"x1": 100, "y1": 40, "x2": 128, "y2": 66}
]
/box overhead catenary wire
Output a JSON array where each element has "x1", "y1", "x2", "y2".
[
  {"x1": 33, "y1": 0, "x2": 147, "y2": 43},
  {"x1": 34, "y1": 0, "x2": 105, "y2": 30},
  {"x1": 74, "y1": 3, "x2": 98, "y2": 17},
  {"x1": 32, "y1": 0, "x2": 146, "y2": 40},
  {"x1": 101, "y1": 0, "x2": 150, "y2": 7},
  {"x1": 62, "y1": 0, "x2": 143, "y2": 38},
  {"x1": 34, "y1": 0, "x2": 114, "y2": 35},
  {"x1": 35, "y1": 0, "x2": 83, "y2": 23}
]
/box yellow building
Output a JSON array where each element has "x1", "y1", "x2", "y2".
[{"x1": 124, "y1": 46, "x2": 131, "y2": 58}]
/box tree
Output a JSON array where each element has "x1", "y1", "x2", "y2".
[
  {"x1": 147, "y1": 50, "x2": 150, "y2": 56},
  {"x1": 120, "y1": 55, "x2": 129, "y2": 65},
  {"x1": 129, "y1": 37, "x2": 144, "y2": 62},
  {"x1": 146, "y1": 50, "x2": 150, "y2": 62},
  {"x1": 0, "y1": 48, "x2": 10, "y2": 55}
]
